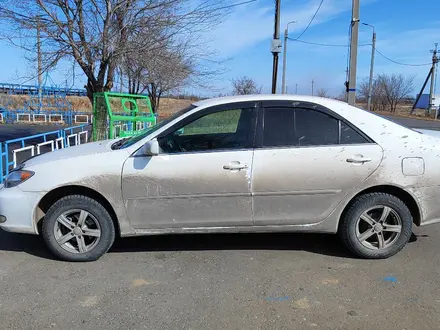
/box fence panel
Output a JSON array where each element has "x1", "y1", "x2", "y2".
[
  {"x1": 0, "y1": 124, "x2": 91, "y2": 183},
  {"x1": 32, "y1": 114, "x2": 47, "y2": 123}
]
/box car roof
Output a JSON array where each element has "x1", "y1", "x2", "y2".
[{"x1": 192, "y1": 94, "x2": 347, "y2": 109}]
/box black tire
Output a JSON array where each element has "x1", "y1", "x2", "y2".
[
  {"x1": 339, "y1": 193, "x2": 413, "y2": 259},
  {"x1": 42, "y1": 195, "x2": 115, "y2": 262}
]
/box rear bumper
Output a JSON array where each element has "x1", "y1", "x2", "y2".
[
  {"x1": 408, "y1": 186, "x2": 440, "y2": 227},
  {"x1": 0, "y1": 185, "x2": 42, "y2": 234}
]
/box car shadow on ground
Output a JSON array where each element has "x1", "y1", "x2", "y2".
[{"x1": 0, "y1": 229, "x2": 422, "y2": 261}]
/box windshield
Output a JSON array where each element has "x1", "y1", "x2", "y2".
[{"x1": 116, "y1": 104, "x2": 197, "y2": 149}]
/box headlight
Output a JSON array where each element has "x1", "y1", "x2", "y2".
[{"x1": 4, "y1": 170, "x2": 35, "y2": 188}]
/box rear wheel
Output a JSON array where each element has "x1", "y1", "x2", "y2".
[
  {"x1": 42, "y1": 195, "x2": 115, "y2": 262},
  {"x1": 339, "y1": 193, "x2": 413, "y2": 259}
]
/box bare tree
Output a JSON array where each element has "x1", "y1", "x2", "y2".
[
  {"x1": 0, "y1": 0, "x2": 230, "y2": 137},
  {"x1": 144, "y1": 50, "x2": 193, "y2": 113},
  {"x1": 376, "y1": 73, "x2": 415, "y2": 113},
  {"x1": 122, "y1": 34, "x2": 225, "y2": 114},
  {"x1": 335, "y1": 87, "x2": 348, "y2": 102},
  {"x1": 316, "y1": 88, "x2": 328, "y2": 98},
  {"x1": 358, "y1": 78, "x2": 370, "y2": 103},
  {"x1": 231, "y1": 76, "x2": 262, "y2": 95}
]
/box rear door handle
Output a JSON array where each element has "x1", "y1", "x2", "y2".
[
  {"x1": 346, "y1": 155, "x2": 372, "y2": 164},
  {"x1": 223, "y1": 161, "x2": 248, "y2": 171}
]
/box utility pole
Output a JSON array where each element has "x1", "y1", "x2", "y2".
[
  {"x1": 295, "y1": 83, "x2": 298, "y2": 94},
  {"x1": 347, "y1": 0, "x2": 360, "y2": 105},
  {"x1": 282, "y1": 20, "x2": 296, "y2": 94},
  {"x1": 311, "y1": 79, "x2": 315, "y2": 96},
  {"x1": 271, "y1": 0, "x2": 282, "y2": 94},
  {"x1": 37, "y1": 16, "x2": 43, "y2": 111},
  {"x1": 429, "y1": 43, "x2": 438, "y2": 116},
  {"x1": 363, "y1": 23, "x2": 375, "y2": 111}
]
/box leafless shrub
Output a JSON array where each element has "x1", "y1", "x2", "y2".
[
  {"x1": 316, "y1": 88, "x2": 328, "y2": 98},
  {"x1": 231, "y1": 76, "x2": 262, "y2": 95}
]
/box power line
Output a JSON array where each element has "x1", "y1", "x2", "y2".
[
  {"x1": 288, "y1": 37, "x2": 370, "y2": 47},
  {"x1": 214, "y1": 0, "x2": 257, "y2": 10},
  {"x1": 292, "y1": 0, "x2": 324, "y2": 40},
  {"x1": 373, "y1": 46, "x2": 431, "y2": 67}
]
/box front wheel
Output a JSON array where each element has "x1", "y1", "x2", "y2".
[
  {"x1": 339, "y1": 193, "x2": 413, "y2": 259},
  {"x1": 42, "y1": 195, "x2": 115, "y2": 262}
]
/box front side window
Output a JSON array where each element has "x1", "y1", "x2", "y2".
[
  {"x1": 159, "y1": 108, "x2": 254, "y2": 153},
  {"x1": 117, "y1": 105, "x2": 197, "y2": 149}
]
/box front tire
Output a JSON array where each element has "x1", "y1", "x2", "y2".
[
  {"x1": 339, "y1": 193, "x2": 413, "y2": 259},
  {"x1": 42, "y1": 195, "x2": 115, "y2": 262}
]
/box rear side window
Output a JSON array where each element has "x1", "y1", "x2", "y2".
[
  {"x1": 340, "y1": 122, "x2": 369, "y2": 144},
  {"x1": 295, "y1": 109, "x2": 338, "y2": 146},
  {"x1": 263, "y1": 108, "x2": 294, "y2": 147},
  {"x1": 262, "y1": 106, "x2": 370, "y2": 147}
]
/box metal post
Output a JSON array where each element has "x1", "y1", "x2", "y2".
[
  {"x1": 311, "y1": 79, "x2": 315, "y2": 96},
  {"x1": 295, "y1": 84, "x2": 298, "y2": 94},
  {"x1": 37, "y1": 16, "x2": 43, "y2": 111},
  {"x1": 411, "y1": 68, "x2": 433, "y2": 114},
  {"x1": 271, "y1": 0, "x2": 281, "y2": 94},
  {"x1": 363, "y1": 23, "x2": 375, "y2": 111},
  {"x1": 282, "y1": 21, "x2": 296, "y2": 94},
  {"x1": 282, "y1": 28, "x2": 288, "y2": 94},
  {"x1": 429, "y1": 43, "x2": 438, "y2": 116},
  {"x1": 348, "y1": 0, "x2": 360, "y2": 105}
]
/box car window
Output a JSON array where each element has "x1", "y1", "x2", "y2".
[
  {"x1": 262, "y1": 106, "x2": 370, "y2": 148},
  {"x1": 340, "y1": 121, "x2": 369, "y2": 144},
  {"x1": 159, "y1": 108, "x2": 253, "y2": 153},
  {"x1": 295, "y1": 109, "x2": 339, "y2": 146},
  {"x1": 263, "y1": 108, "x2": 294, "y2": 147},
  {"x1": 117, "y1": 105, "x2": 197, "y2": 149},
  {"x1": 179, "y1": 109, "x2": 241, "y2": 136}
]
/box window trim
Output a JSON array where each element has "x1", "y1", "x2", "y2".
[
  {"x1": 255, "y1": 100, "x2": 375, "y2": 149},
  {"x1": 153, "y1": 101, "x2": 259, "y2": 155}
]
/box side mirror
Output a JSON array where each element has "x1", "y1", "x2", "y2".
[{"x1": 141, "y1": 139, "x2": 159, "y2": 156}]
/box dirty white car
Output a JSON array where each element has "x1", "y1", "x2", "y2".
[{"x1": 1, "y1": 95, "x2": 440, "y2": 261}]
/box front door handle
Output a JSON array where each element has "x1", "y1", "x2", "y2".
[
  {"x1": 346, "y1": 155, "x2": 372, "y2": 164},
  {"x1": 223, "y1": 161, "x2": 248, "y2": 171}
]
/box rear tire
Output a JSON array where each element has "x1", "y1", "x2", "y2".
[
  {"x1": 339, "y1": 193, "x2": 412, "y2": 259},
  {"x1": 42, "y1": 195, "x2": 115, "y2": 262}
]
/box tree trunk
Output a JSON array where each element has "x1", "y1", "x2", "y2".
[
  {"x1": 148, "y1": 82, "x2": 158, "y2": 114},
  {"x1": 86, "y1": 79, "x2": 110, "y2": 141}
]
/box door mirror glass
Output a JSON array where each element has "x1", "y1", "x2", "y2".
[{"x1": 141, "y1": 139, "x2": 159, "y2": 156}]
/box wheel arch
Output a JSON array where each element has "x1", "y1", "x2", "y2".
[
  {"x1": 340, "y1": 185, "x2": 421, "y2": 227},
  {"x1": 36, "y1": 185, "x2": 120, "y2": 236}
]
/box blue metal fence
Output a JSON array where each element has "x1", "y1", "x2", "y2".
[
  {"x1": 0, "y1": 82, "x2": 87, "y2": 96},
  {"x1": 0, "y1": 110, "x2": 93, "y2": 125},
  {"x1": 0, "y1": 124, "x2": 91, "y2": 184}
]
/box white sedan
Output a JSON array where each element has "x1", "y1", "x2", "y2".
[{"x1": 1, "y1": 95, "x2": 440, "y2": 261}]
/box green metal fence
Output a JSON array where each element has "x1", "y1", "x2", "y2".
[{"x1": 92, "y1": 92, "x2": 156, "y2": 141}]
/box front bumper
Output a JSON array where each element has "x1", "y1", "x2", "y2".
[{"x1": 0, "y1": 185, "x2": 43, "y2": 234}]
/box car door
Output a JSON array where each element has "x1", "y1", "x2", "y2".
[
  {"x1": 251, "y1": 100, "x2": 383, "y2": 226},
  {"x1": 122, "y1": 102, "x2": 257, "y2": 229}
]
